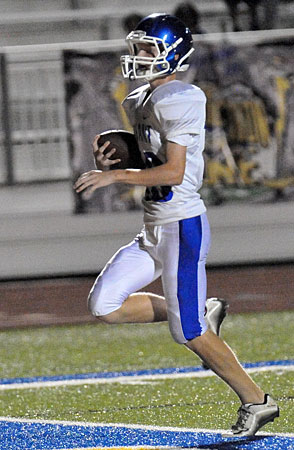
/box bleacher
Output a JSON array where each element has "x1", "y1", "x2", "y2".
[
  {"x1": 0, "y1": 0, "x2": 293, "y2": 46},
  {"x1": 0, "y1": 1, "x2": 219, "y2": 43}
]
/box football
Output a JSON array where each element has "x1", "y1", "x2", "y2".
[{"x1": 95, "y1": 130, "x2": 145, "y2": 170}]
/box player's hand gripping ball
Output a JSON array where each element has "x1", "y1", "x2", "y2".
[{"x1": 93, "y1": 130, "x2": 144, "y2": 170}]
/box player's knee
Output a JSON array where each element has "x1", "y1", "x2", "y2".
[
  {"x1": 171, "y1": 333, "x2": 187, "y2": 345},
  {"x1": 169, "y1": 320, "x2": 205, "y2": 345},
  {"x1": 87, "y1": 280, "x2": 126, "y2": 320},
  {"x1": 88, "y1": 292, "x2": 124, "y2": 324},
  {"x1": 168, "y1": 324, "x2": 188, "y2": 345},
  {"x1": 94, "y1": 311, "x2": 122, "y2": 325}
]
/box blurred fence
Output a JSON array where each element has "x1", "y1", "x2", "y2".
[
  {"x1": 0, "y1": 29, "x2": 294, "y2": 192},
  {"x1": 0, "y1": 55, "x2": 7, "y2": 183},
  {"x1": 0, "y1": 51, "x2": 70, "y2": 183},
  {"x1": 0, "y1": 40, "x2": 127, "y2": 185}
]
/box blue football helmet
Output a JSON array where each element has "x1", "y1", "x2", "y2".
[{"x1": 120, "y1": 13, "x2": 194, "y2": 81}]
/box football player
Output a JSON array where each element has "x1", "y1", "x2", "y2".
[{"x1": 74, "y1": 13, "x2": 278, "y2": 436}]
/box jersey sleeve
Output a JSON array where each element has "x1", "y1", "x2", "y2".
[
  {"x1": 168, "y1": 133, "x2": 199, "y2": 147},
  {"x1": 153, "y1": 87, "x2": 206, "y2": 141}
]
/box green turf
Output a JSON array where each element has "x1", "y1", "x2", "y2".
[
  {"x1": 1, "y1": 372, "x2": 293, "y2": 432},
  {"x1": 0, "y1": 311, "x2": 294, "y2": 432},
  {"x1": 1, "y1": 311, "x2": 294, "y2": 379}
]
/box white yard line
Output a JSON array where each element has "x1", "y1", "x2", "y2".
[
  {"x1": 0, "y1": 415, "x2": 226, "y2": 434},
  {"x1": 0, "y1": 416, "x2": 294, "y2": 438},
  {"x1": 0, "y1": 364, "x2": 293, "y2": 391}
]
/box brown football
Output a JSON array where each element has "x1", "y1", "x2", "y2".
[{"x1": 96, "y1": 130, "x2": 145, "y2": 170}]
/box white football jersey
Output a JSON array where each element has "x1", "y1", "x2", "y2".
[{"x1": 122, "y1": 80, "x2": 207, "y2": 225}]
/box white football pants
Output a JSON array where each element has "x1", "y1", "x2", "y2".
[{"x1": 88, "y1": 213, "x2": 210, "y2": 344}]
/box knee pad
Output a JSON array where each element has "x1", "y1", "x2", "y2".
[
  {"x1": 169, "y1": 326, "x2": 204, "y2": 345},
  {"x1": 87, "y1": 277, "x2": 127, "y2": 317},
  {"x1": 168, "y1": 311, "x2": 206, "y2": 345}
]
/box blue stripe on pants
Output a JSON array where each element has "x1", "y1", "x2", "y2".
[{"x1": 177, "y1": 215, "x2": 206, "y2": 340}]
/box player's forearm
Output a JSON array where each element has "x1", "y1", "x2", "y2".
[{"x1": 113, "y1": 165, "x2": 184, "y2": 187}]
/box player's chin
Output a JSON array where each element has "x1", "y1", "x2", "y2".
[{"x1": 137, "y1": 65, "x2": 149, "y2": 75}]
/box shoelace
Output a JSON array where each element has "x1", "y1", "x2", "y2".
[{"x1": 232, "y1": 406, "x2": 251, "y2": 431}]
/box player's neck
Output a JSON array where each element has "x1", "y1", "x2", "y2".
[{"x1": 149, "y1": 73, "x2": 177, "y2": 91}]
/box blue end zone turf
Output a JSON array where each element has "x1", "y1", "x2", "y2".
[
  {"x1": 1, "y1": 359, "x2": 293, "y2": 386},
  {"x1": 1, "y1": 360, "x2": 293, "y2": 449},
  {"x1": 0, "y1": 420, "x2": 294, "y2": 450}
]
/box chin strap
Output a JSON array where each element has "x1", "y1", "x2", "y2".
[{"x1": 176, "y1": 47, "x2": 195, "y2": 72}]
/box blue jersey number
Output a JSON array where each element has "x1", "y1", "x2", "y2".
[{"x1": 144, "y1": 152, "x2": 173, "y2": 202}]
